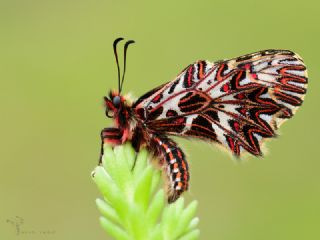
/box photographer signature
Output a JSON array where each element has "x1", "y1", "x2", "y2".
[{"x1": 6, "y1": 216, "x2": 56, "y2": 236}]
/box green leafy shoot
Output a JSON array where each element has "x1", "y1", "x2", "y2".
[{"x1": 92, "y1": 143, "x2": 199, "y2": 240}]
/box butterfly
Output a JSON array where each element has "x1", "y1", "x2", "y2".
[{"x1": 100, "y1": 38, "x2": 308, "y2": 203}]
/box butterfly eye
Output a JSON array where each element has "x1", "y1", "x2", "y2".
[{"x1": 113, "y1": 96, "x2": 121, "y2": 108}]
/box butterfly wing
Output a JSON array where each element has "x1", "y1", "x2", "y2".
[{"x1": 133, "y1": 50, "x2": 308, "y2": 156}]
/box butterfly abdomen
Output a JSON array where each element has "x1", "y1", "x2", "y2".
[{"x1": 151, "y1": 135, "x2": 189, "y2": 203}]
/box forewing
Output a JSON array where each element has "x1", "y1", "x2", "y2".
[{"x1": 133, "y1": 50, "x2": 308, "y2": 156}]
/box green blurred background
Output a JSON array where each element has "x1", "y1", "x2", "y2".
[{"x1": 1, "y1": 0, "x2": 319, "y2": 239}]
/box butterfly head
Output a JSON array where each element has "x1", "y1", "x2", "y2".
[
  {"x1": 105, "y1": 91, "x2": 125, "y2": 116},
  {"x1": 104, "y1": 90, "x2": 131, "y2": 128}
]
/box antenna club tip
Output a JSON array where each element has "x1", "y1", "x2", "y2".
[
  {"x1": 125, "y1": 40, "x2": 135, "y2": 46},
  {"x1": 113, "y1": 38, "x2": 124, "y2": 47}
]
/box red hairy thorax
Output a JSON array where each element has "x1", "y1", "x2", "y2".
[{"x1": 104, "y1": 90, "x2": 132, "y2": 143}]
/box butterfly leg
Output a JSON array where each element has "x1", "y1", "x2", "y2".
[
  {"x1": 151, "y1": 136, "x2": 190, "y2": 203},
  {"x1": 99, "y1": 127, "x2": 123, "y2": 164}
]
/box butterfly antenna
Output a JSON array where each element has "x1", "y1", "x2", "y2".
[
  {"x1": 113, "y1": 37, "x2": 124, "y2": 93},
  {"x1": 120, "y1": 40, "x2": 135, "y2": 93}
]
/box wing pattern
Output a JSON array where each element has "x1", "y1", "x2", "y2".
[{"x1": 133, "y1": 50, "x2": 308, "y2": 156}]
